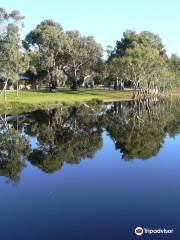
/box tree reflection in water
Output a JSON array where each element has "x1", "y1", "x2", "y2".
[
  {"x1": 102, "y1": 99, "x2": 180, "y2": 160},
  {"x1": 0, "y1": 98, "x2": 180, "y2": 182},
  {"x1": 0, "y1": 115, "x2": 30, "y2": 183},
  {"x1": 27, "y1": 105, "x2": 103, "y2": 173}
]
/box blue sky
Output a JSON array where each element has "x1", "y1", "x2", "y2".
[{"x1": 2, "y1": 0, "x2": 180, "y2": 55}]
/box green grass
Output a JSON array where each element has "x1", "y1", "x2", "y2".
[{"x1": 0, "y1": 89, "x2": 133, "y2": 114}]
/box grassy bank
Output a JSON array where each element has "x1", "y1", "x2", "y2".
[{"x1": 0, "y1": 89, "x2": 133, "y2": 114}]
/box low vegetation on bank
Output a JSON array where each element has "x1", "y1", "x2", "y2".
[{"x1": 0, "y1": 89, "x2": 133, "y2": 114}]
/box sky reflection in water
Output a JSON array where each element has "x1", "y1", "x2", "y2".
[{"x1": 0, "y1": 99, "x2": 179, "y2": 239}]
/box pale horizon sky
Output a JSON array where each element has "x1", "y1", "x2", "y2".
[{"x1": 2, "y1": 0, "x2": 180, "y2": 55}]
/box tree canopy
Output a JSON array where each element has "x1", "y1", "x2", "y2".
[
  {"x1": 24, "y1": 21, "x2": 103, "y2": 90},
  {"x1": 0, "y1": 6, "x2": 180, "y2": 95},
  {"x1": 0, "y1": 8, "x2": 28, "y2": 99},
  {"x1": 106, "y1": 30, "x2": 172, "y2": 95}
]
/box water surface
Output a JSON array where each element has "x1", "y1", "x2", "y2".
[{"x1": 0, "y1": 99, "x2": 179, "y2": 239}]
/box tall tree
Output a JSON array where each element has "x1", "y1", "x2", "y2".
[
  {"x1": 24, "y1": 23, "x2": 103, "y2": 90},
  {"x1": 107, "y1": 30, "x2": 168, "y2": 95},
  {"x1": 0, "y1": 8, "x2": 27, "y2": 100},
  {"x1": 62, "y1": 31, "x2": 103, "y2": 90},
  {"x1": 110, "y1": 30, "x2": 166, "y2": 59},
  {"x1": 24, "y1": 20, "x2": 66, "y2": 86}
]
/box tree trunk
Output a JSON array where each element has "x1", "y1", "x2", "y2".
[
  {"x1": 16, "y1": 80, "x2": 19, "y2": 99},
  {"x1": 71, "y1": 77, "x2": 78, "y2": 91},
  {"x1": 114, "y1": 78, "x2": 119, "y2": 90},
  {"x1": 4, "y1": 87, "x2": 6, "y2": 102},
  {"x1": 62, "y1": 68, "x2": 78, "y2": 91},
  {"x1": 2, "y1": 80, "x2": 8, "y2": 102}
]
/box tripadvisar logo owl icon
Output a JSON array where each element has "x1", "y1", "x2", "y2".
[{"x1": 135, "y1": 227, "x2": 144, "y2": 236}]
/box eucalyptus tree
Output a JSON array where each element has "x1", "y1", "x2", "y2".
[
  {"x1": 62, "y1": 31, "x2": 103, "y2": 90},
  {"x1": 110, "y1": 30, "x2": 166, "y2": 59},
  {"x1": 93, "y1": 59, "x2": 107, "y2": 87},
  {"x1": 108, "y1": 57, "x2": 126, "y2": 90},
  {"x1": 141, "y1": 31, "x2": 166, "y2": 56},
  {"x1": 108, "y1": 30, "x2": 168, "y2": 96},
  {"x1": 0, "y1": 8, "x2": 27, "y2": 100},
  {"x1": 24, "y1": 20, "x2": 66, "y2": 86},
  {"x1": 169, "y1": 54, "x2": 180, "y2": 72},
  {"x1": 168, "y1": 54, "x2": 180, "y2": 89},
  {"x1": 126, "y1": 45, "x2": 164, "y2": 96},
  {"x1": 24, "y1": 22, "x2": 103, "y2": 90}
]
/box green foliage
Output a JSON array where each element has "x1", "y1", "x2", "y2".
[
  {"x1": 101, "y1": 99, "x2": 180, "y2": 160},
  {"x1": 1, "y1": 98, "x2": 180, "y2": 182},
  {"x1": 24, "y1": 22, "x2": 103, "y2": 90},
  {"x1": 168, "y1": 54, "x2": 180, "y2": 89},
  {"x1": 26, "y1": 106, "x2": 103, "y2": 172},
  {"x1": 110, "y1": 30, "x2": 166, "y2": 58},
  {"x1": 0, "y1": 128, "x2": 30, "y2": 182},
  {"x1": 24, "y1": 20, "x2": 65, "y2": 85},
  {"x1": 0, "y1": 8, "x2": 27, "y2": 84},
  {"x1": 107, "y1": 30, "x2": 170, "y2": 94},
  {"x1": 63, "y1": 31, "x2": 103, "y2": 89},
  {"x1": 0, "y1": 6, "x2": 180, "y2": 96}
]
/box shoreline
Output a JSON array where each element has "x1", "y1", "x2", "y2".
[
  {"x1": 0, "y1": 89, "x2": 179, "y2": 115},
  {"x1": 0, "y1": 89, "x2": 133, "y2": 114}
]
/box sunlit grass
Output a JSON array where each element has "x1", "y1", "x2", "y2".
[
  {"x1": 0, "y1": 89, "x2": 133, "y2": 114},
  {"x1": 0, "y1": 89, "x2": 132, "y2": 103}
]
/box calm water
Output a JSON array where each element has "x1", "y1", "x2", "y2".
[{"x1": 0, "y1": 99, "x2": 180, "y2": 239}]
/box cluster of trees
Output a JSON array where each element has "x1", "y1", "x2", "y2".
[
  {"x1": 102, "y1": 99, "x2": 180, "y2": 160},
  {"x1": 26, "y1": 105, "x2": 103, "y2": 173},
  {"x1": 0, "y1": 7, "x2": 103, "y2": 93},
  {"x1": 1, "y1": 98, "x2": 180, "y2": 183},
  {"x1": 23, "y1": 21, "x2": 103, "y2": 90},
  {"x1": 0, "y1": 104, "x2": 103, "y2": 182},
  {"x1": 0, "y1": 7, "x2": 180, "y2": 96},
  {"x1": 106, "y1": 30, "x2": 179, "y2": 96}
]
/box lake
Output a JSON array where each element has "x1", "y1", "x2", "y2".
[{"x1": 0, "y1": 99, "x2": 179, "y2": 239}]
